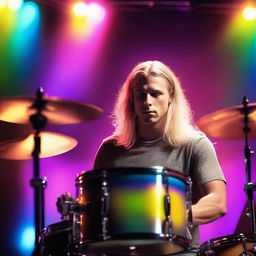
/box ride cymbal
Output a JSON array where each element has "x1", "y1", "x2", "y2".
[
  {"x1": 197, "y1": 103, "x2": 256, "y2": 139},
  {"x1": 0, "y1": 95, "x2": 103, "y2": 125},
  {"x1": 0, "y1": 131, "x2": 78, "y2": 160}
]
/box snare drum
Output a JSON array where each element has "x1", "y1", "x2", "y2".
[
  {"x1": 200, "y1": 233, "x2": 256, "y2": 256},
  {"x1": 74, "y1": 167, "x2": 192, "y2": 255}
]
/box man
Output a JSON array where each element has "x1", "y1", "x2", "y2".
[{"x1": 93, "y1": 60, "x2": 227, "y2": 255}]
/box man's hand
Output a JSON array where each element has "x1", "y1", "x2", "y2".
[{"x1": 56, "y1": 192, "x2": 76, "y2": 220}]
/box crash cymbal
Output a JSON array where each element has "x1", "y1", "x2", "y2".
[
  {"x1": 0, "y1": 95, "x2": 103, "y2": 125},
  {"x1": 0, "y1": 120, "x2": 32, "y2": 142},
  {"x1": 197, "y1": 103, "x2": 256, "y2": 139},
  {"x1": 0, "y1": 131, "x2": 78, "y2": 160}
]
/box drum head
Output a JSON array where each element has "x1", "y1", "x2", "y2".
[{"x1": 77, "y1": 166, "x2": 189, "y2": 183}]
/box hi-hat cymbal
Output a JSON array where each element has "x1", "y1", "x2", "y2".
[
  {"x1": 0, "y1": 131, "x2": 78, "y2": 160},
  {"x1": 197, "y1": 103, "x2": 256, "y2": 139},
  {"x1": 0, "y1": 95, "x2": 103, "y2": 125}
]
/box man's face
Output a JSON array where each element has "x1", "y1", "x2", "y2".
[{"x1": 132, "y1": 75, "x2": 172, "y2": 129}]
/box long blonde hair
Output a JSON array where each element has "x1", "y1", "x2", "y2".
[{"x1": 107, "y1": 60, "x2": 197, "y2": 148}]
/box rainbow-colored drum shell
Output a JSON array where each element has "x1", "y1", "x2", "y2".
[{"x1": 75, "y1": 167, "x2": 191, "y2": 255}]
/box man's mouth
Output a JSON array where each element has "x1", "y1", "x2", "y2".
[{"x1": 143, "y1": 111, "x2": 156, "y2": 115}]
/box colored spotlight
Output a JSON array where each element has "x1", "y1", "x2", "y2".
[
  {"x1": 7, "y1": 0, "x2": 23, "y2": 10},
  {"x1": 87, "y1": 2, "x2": 105, "y2": 23},
  {"x1": 19, "y1": 226, "x2": 35, "y2": 253},
  {"x1": 73, "y1": 1, "x2": 88, "y2": 17},
  {"x1": 19, "y1": 1, "x2": 39, "y2": 30},
  {"x1": 72, "y1": 1, "x2": 105, "y2": 23},
  {"x1": 242, "y1": 6, "x2": 256, "y2": 21}
]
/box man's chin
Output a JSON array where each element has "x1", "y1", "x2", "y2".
[{"x1": 142, "y1": 118, "x2": 157, "y2": 125}]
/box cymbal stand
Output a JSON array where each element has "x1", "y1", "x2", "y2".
[
  {"x1": 242, "y1": 96, "x2": 256, "y2": 236},
  {"x1": 30, "y1": 88, "x2": 47, "y2": 256}
]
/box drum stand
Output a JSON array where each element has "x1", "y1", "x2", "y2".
[
  {"x1": 242, "y1": 97, "x2": 256, "y2": 237},
  {"x1": 241, "y1": 97, "x2": 256, "y2": 256},
  {"x1": 30, "y1": 88, "x2": 48, "y2": 256}
]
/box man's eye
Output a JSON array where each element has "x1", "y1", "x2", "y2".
[{"x1": 151, "y1": 92, "x2": 160, "y2": 97}]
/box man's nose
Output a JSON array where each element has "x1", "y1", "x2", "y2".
[{"x1": 143, "y1": 94, "x2": 152, "y2": 106}]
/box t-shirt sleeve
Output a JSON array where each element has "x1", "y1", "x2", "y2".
[
  {"x1": 93, "y1": 140, "x2": 119, "y2": 170},
  {"x1": 191, "y1": 136, "x2": 226, "y2": 186},
  {"x1": 93, "y1": 142, "x2": 108, "y2": 170}
]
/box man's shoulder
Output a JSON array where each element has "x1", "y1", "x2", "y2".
[
  {"x1": 99, "y1": 136, "x2": 125, "y2": 151},
  {"x1": 182, "y1": 131, "x2": 207, "y2": 148}
]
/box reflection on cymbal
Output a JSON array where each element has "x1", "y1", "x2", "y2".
[
  {"x1": 0, "y1": 95, "x2": 103, "y2": 125},
  {"x1": 197, "y1": 103, "x2": 256, "y2": 139},
  {"x1": 0, "y1": 131, "x2": 78, "y2": 160}
]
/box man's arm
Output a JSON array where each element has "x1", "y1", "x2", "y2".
[{"x1": 191, "y1": 180, "x2": 227, "y2": 225}]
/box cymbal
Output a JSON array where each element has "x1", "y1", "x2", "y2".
[
  {"x1": 0, "y1": 120, "x2": 32, "y2": 142},
  {"x1": 0, "y1": 95, "x2": 103, "y2": 125},
  {"x1": 197, "y1": 103, "x2": 256, "y2": 139},
  {"x1": 0, "y1": 131, "x2": 78, "y2": 160}
]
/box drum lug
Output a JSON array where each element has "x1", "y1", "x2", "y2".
[
  {"x1": 164, "y1": 194, "x2": 171, "y2": 217},
  {"x1": 163, "y1": 217, "x2": 173, "y2": 236},
  {"x1": 101, "y1": 194, "x2": 109, "y2": 216},
  {"x1": 163, "y1": 171, "x2": 173, "y2": 236},
  {"x1": 186, "y1": 177, "x2": 193, "y2": 228},
  {"x1": 101, "y1": 170, "x2": 109, "y2": 239},
  {"x1": 102, "y1": 216, "x2": 109, "y2": 240}
]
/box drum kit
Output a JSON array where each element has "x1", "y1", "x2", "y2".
[{"x1": 1, "y1": 89, "x2": 256, "y2": 255}]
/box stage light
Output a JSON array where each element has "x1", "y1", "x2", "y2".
[
  {"x1": 72, "y1": 1, "x2": 105, "y2": 23},
  {"x1": 18, "y1": 1, "x2": 39, "y2": 30},
  {"x1": 7, "y1": 0, "x2": 23, "y2": 10},
  {"x1": 19, "y1": 226, "x2": 35, "y2": 253},
  {"x1": 242, "y1": 6, "x2": 256, "y2": 21},
  {"x1": 87, "y1": 2, "x2": 105, "y2": 23},
  {"x1": 0, "y1": 0, "x2": 23, "y2": 10},
  {"x1": 73, "y1": 1, "x2": 87, "y2": 17}
]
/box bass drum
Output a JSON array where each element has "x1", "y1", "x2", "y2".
[
  {"x1": 39, "y1": 220, "x2": 73, "y2": 256},
  {"x1": 74, "y1": 167, "x2": 192, "y2": 255},
  {"x1": 200, "y1": 233, "x2": 256, "y2": 256}
]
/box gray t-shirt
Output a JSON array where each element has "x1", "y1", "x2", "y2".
[{"x1": 93, "y1": 132, "x2": 226, "y2": 248}]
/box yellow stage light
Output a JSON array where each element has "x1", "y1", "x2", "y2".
[
  {"x1": 73, "y1": 1, "x2": 88, "y2": 17},
  {"x1": 242, "y1": 6, "x2": 256, "y2": 21}
]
